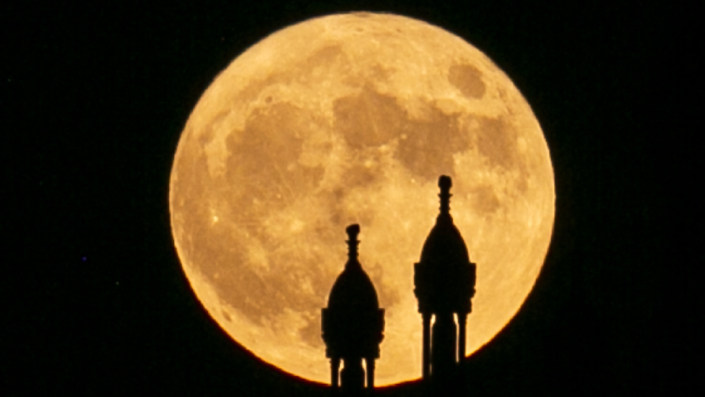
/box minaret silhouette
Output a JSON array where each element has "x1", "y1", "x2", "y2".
[
  {"x1": 414, "y1": 176, "x2": 477, "y2": 382},
  {"x1": 322, "y1": 224, "x2": 385, "y2": 395}
]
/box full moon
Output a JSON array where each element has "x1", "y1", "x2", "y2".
[{"x1": 170, "y1": 13, "x2": 554, "y2": 386}]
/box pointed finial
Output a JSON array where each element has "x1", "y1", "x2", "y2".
[
  {"x1": 346, "y1": 224, "x2": 361, "y2": 265},
  {"x1": 438, "y1": 175, "x2": 452, "y2": 215}
]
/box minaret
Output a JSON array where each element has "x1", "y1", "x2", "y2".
[
  {"x1": 414, "y1": 176, "x2": 477, "y2": 382},
  {"x1": 322, "y1": 225, "x2": 385, "y2": 395}
]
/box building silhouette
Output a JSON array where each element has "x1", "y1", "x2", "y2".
[
  {"x1": 322, "y1": 224, "x2": 385, "y2": 395},
  {"x1": 414, "y1": 175, "x2": 477, "y2": 382}
]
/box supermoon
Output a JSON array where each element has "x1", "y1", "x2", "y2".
[{"x1": 169, "y1": 13, "x2": 554, "y2": 386}]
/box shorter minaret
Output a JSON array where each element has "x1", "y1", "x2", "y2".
[
  {"x1": 414, "y1": 176, "x2": 477, "y2": 382},
  {"x1": 322, "y1": 225, "x2": 385, "y2": 395}
]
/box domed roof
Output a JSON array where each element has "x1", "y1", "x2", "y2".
[
  {"x1": 420, "y1": 214, "x2": 470, "y2": 265},
  {"x1": 327, "y1": 264, "x2": 380, "y2": 311},
  {"x1": 327, "y1": 225, "x2": 380, "y2": 311},
  {"x1": 419, "y1": 176, "x2": 470, "y2": 265}
]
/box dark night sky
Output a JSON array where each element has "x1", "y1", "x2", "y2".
[{"x1": 3, "y1": 1, "x2": 691, "y2": 395}]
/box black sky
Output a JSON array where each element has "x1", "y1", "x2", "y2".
[{"x1": 3, "y1": 1, "x2": 689, "y2": 395}]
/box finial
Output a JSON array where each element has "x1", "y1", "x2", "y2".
[
  {"x1": 438, "y1": 175, "x2": 452, "y2": 215},
  {"x1": 346, "y1": 224, "x2": 361, "y2": 264}
]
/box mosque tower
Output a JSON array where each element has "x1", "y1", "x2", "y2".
[
  {"x1": 322, "y1": 224, "x2": 385, "y2": 394},
  {"x1": 414, "y1": 176, "x2": 477, "y2": 382}
]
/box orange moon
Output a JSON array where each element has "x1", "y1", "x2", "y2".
[{"x1": 169, "y1": 12, "x2": 554, "y2": 386}]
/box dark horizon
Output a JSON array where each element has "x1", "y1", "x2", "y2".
[{"x1": 4, "y1": 1, "x2": 684, "y2": 395}]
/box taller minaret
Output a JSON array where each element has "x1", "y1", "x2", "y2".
[
  {"x1": 322, "y1": 224, "x2": 385, "y2": 394},
  {"x1": 414, "y1": 176, "x2": 477, "y2": 381}
]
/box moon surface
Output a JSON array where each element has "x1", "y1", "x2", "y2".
[{"x1": 169, "y1": 12, "x2": 554, "y2": 386}]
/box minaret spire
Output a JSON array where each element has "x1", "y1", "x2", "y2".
[
  {"x1": 346, "y1": 224, "x2": 360, "y2": 267},
  {"x1": 438, "y1": 175, "x2": 452, "y2": 216}
]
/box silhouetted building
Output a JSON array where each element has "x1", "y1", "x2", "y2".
[
  {"x1": 414, "y1": 176, "x2": 477, "y2": 382},
  {"x1": 322, "y1": 224, "x2": 385, "y2": 395}
]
